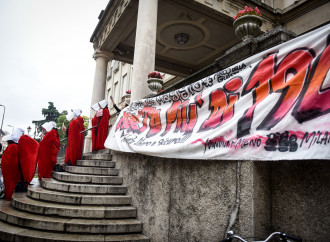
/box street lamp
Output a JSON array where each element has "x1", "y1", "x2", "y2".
[
  {"x1": 27, "y1": 126, "x2": 32, "y2": 136},
  {"x1": 7, "y1": 125, "x2": 14, "y2": 133},
  {"x1": 0, "y1": 104, "x2": 5, "y2": 136}
]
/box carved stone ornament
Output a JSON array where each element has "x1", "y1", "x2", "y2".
[
  {"x1": 147, "y1": 78, "x2": 164, "y2": 96},
  {"x1": 233, "y1": 15, "x2": 262, "y2": 41}
]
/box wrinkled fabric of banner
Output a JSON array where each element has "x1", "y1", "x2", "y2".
[{"x1": 105, "y1": 24, "x2": 330, "y2": 160}]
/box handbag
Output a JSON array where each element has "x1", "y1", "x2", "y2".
[
  {"x1": 15, "y1": 158, "x2": 29, "y2": 193},
  {"x1": 15, "y1": 180, "x2": 27, "y2": 192}
]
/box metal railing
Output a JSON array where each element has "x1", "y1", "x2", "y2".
[{"x1": 58, "y1": 126, "x2": 98, "y2": 158}]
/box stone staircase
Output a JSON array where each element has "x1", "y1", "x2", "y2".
[{"x1": 0, "y1": 149, "x2": 149, "y2": 241}]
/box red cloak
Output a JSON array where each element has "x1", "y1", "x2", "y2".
[
  {"x1": 65, "y1": 116, "x2": 85, "y2": 166},
  {"x1": 38, "y1": 129, "x2": 60, "y2": 178},
  {"x1": 18, "y1": 135, "x2": 39, "y2": 184},
  {"x1": 92, "y1": 108, "x2": 110, "y2": 151},
  {"x1": 1, "y1": 143, "x2": 20, "y2": 201}
]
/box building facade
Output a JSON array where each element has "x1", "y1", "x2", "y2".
[
  {"x1": 89, "y1": 0, "x2": 329, "y2": 106},
  {"x1": 87, "y1": 1, "x2": 330, "y2": 241},
  {"x1": 105, "y1": 60, "x2": 177, "y2": 124}
]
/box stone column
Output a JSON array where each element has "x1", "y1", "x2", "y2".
[
  {"x1": 84, "y1": 50, "x2": 112, "y2": 153},
  {"x1": 131, "y1": 0, "x2": 158, "y2": 101}
]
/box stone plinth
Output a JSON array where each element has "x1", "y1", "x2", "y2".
[{"x1": 111, "y1": 151, "x2": 330, "y2": 241}]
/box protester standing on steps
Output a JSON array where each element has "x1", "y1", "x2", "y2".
[
  {"x1": 37, "y1": 122, "x2": 60, "y2": 178},
  {"x1": 64, "y1": 109, "x2": 85, "y2": 166},
  {"x1": 18, "y1": 130, "x2": 39, "y2": 186},
  {"x1": 110, "y1": 96, "x2": 129, "y2": 114},
  {"x1": 0, "y1": 129, "x2": 23, "y2": 200},
  {"x1": 91, "y1": 100, "x2": 110, "y2": 151}
]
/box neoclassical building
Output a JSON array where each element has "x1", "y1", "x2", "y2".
[
  {"x1": 87, "y1": 0, "x2": 329, "y2": 241},
  {"x1": 86, "y1": 0, "x2": 329, "y2": 149},
  {"x1": 89, "y1": 0, "x2": 329, "y2": 108}
]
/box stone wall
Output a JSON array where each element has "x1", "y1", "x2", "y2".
[
  {"x1": 270, "y1": 160, "x2": 330, "y2": 241},
  {"x1": 111, "y1": 151, "x2": 330, "y2": 241},
  {"x1": 284, "y1": 2, "x2": 330, "y2": 35}
]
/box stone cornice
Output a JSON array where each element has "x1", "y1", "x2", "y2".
[{"x1": 90, "y1": 0, "x2": 133, "y2": 50}]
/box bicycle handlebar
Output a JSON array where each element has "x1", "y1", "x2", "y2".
[
  {"x1": 220, "y1": 238, "x2": 232, "y2": 242},
  {"x1": 280, "y1": 233, "x2": 302, "y2": 242},
  {"x1": 220, "y1": 231, "x2": 302, "y2": 242}
]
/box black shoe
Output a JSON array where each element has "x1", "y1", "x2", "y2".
[
  {"x1": 0, "y1": 190, "x2": 5, "y2": 199},
  {"x1": 53, "y1": 164, "x2": 65, "y2": 172}
]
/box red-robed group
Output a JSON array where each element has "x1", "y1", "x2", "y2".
[{"x1": 1, "y1": 102, "x2": 110, "y2": 201}]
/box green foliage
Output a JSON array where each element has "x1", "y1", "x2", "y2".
[
  {"x1": 56, "y1": 111, "x2": 70, "y2": 141},
  {"x1": 32, "y1": 102, "x2": 61, "y2": 139},
  {"x1": 42, "y1": 102, "x2": 60, "y2": 122},
  {"x1": 60, "y1": 110, "x2": 68, "y2": 116},
  {"x1": 55, "y1": 112, "x2": 89, "y2": 140},
  {"x1": 82, "y1": 115, "x2": 89, "y2": 130}
]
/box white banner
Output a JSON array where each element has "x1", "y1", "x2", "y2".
[{"x1": 105, "y1": 24, "x2": 330, "y2": 160}]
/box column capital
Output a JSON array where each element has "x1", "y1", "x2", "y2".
[{"x1": 93, "y1": 50, "x2": 113, "y2": 61}]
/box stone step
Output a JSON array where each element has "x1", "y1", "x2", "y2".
[
  {"x1": 0, "y1": 220, "x2": 149, "y2": 242},
  {"x1": 76, "y1": 159, "x2": 116, "y2": 168},
  {"x1": 0, "y1": 200, "x2": 143, "y2": 234},
  {"x1": 83, "y1": 153, "x2": 112, "y2": 160},
  {"x1": 53, "y1": 171, "x2": 123, "y2": 184},
  {"x1": 11, "y1": 193, "x2": 137, "y2": 219},
  {"x1": 28, "y1": 184, "x2": 132, "y2": 205},
  {"x1": 84, "y1": 149, "x2": 111, "y2": 155},
  {"x1": 40, "y1": 178, "x2": 127, "y2": 194},
  {"x1": 65, "y1": 166, "x2": 119, "y2": 176}
]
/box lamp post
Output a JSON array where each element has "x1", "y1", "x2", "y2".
[
  {"x1": 7, "y1": 125, "x2": 14, "y2": 133},
  {"x1": 27, "y1": 126, "x2": 32, "y2": 136},
  {"x1": 0, "y1": 104, "x2": 5, "y2": 136}
]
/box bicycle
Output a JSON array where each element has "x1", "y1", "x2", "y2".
[{"x1": 220, "y1": 230, "x2": 302, "y2": 242}]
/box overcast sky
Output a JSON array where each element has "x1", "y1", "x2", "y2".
[{"x1": 0, "y1": 0, "x2": 109, "y2": 135}]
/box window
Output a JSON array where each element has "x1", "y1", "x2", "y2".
[
  {"x1": 114, "y1": 81, "x2": 119, "y2": 103},
  {"x1": 107, "y1": 68, "x2": 112, "y2": 80},
  {"x1": 122, "y1": 74, "x2": 127, "y2": 95},
  {"x1": 113, "y1": 61, "x2": 119, "y2": 73},
  {"x1": 107, "y1": 88, "x2": 112, "y2": 103}
]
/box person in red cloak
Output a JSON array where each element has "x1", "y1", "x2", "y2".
[
  {"x1": 18, "y1": 133, "x2": 39, "y2": 185},
  {"x1": 64, "y1": 109, "x2": 85, "y2": 166},
  {"x1": 1, "y1": 129, "x2": 23, "y2": 200},
  {"x1": 91, "y1": 100, "x2": 110, "y2": 151},
  {"x1": 37, "y1": 122, "x2": 60, "y2": 178}
]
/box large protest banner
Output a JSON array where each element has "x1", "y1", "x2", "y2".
[{"x1": 105, "y1": 24, "x2": 330, "y2": 160}]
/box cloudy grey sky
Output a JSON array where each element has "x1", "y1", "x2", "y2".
[{"x1": 0, "y1": 0, "x2": 109, "y2": 135}]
